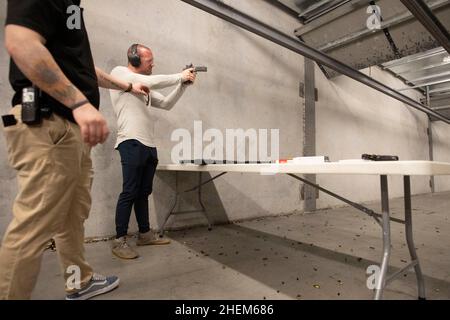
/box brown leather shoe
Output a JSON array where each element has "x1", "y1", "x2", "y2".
[
  {"x1": 136, "y1": 231, "x2": 171, "y2": 246},
  {"x1": 112, "y1": 237, "x2": 139, "y2": 259}
]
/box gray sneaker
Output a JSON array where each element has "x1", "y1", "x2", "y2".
[
  {"x1": 136, "y1": 231, "x2": 171, "y2": 246},
  {"x1": 112, "y1": 236, "x2": 139, "y2": 259},
  {"x1": 66, "y1": 273, "x2": 119, "y2": 300}
]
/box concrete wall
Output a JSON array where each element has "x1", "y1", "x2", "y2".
[
  {"x1": 433, "y1": 121, "x2": 450, "y2": 191},
  {"x1": 0, "y1": 0, "x2": 448, "y2": 238},
  {"x1": 315, "y1": 66, "x2": 435, "y2": 208}
]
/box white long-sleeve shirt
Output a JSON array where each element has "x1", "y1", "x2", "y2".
[{"x1": 109, "y1": 66, "x2": 187, "y2": 149}]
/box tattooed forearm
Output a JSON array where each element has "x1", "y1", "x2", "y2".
[
  {"x1": 53, "y1": 85, "x2": 79, "y2": 107},
  {"x1": 106, "y1": 78, "x2": 123, "y2": 90},
  {"x1": 35, "y1": 61, "x2": 60, "y2": 85},
  {"x1": 101, "y1": 74, "x2": 122, "y2": 89},
  {"x1": 95, "y1": 67, "x2": 127, "y2": 90},
  {"x1": 8, "y1": 33, "x2": 87, "y2": 110}
]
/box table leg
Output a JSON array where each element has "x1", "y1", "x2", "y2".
[
  {"x1": 375, "y1": 175, "x2": 392, "y2": 300},
  {"x1": 403, "y1": 176, "x2": 426, "y2": 300}
]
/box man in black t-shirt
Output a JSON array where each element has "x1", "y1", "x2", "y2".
[{"x1": 0, "y1": 0, "x2": 148, "y2": 300}]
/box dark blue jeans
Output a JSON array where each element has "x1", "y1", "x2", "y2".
[{"x1": 115, "y1": 140, "x2": 158, "y2": 238}]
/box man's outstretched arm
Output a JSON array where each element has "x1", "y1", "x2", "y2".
[
  {"x1": 151, "y1": 71, "x2": 196, "y2": 110},
  {"x1": 95, "y1": 67, "x2": 149, "y2": 96},
  {"x1": 130, "y1": 68, "x2": 195, "y2": 90}
]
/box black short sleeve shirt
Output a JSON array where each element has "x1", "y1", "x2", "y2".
[{"x1": 6, "y1": 0, "x2": 100, "y2": 122}]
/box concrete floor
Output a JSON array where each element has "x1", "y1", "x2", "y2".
[{"x1": 32, "y1": 191, "x2": 449, "y2": 300}]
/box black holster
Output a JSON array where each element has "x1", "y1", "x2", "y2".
[{"x1": 21, "y1": 86, "x2": 52, "y2": 125}]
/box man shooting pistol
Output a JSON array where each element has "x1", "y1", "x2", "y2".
[{"x1": 184, "y1": 63, "x2": 207, "y2": 84}]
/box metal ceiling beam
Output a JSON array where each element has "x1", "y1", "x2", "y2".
[
  {"x1": 429, "y1": 92, "x2": 450, "y2": 101},
  {"x1": 398, "y1": 78, "x2": 450, "y2": 91},
  {"x1": 400, "y1": 0, "x2": 450, "y2": 54},
  {"x1": 431, "y1": 105, "x2": 450, "y2": 110},
  {"x1": 397, "y1": 60, "x2": 450, "y2": 76},
  {"x1": 300, "y1": 0, "x2": 351, "y2": 23},
  {"x1": 180, "y1": 0, "x2": 450, "y2": 124},
  {"x1": 408, "y1": 70, "x2": 450, "y2": 83},
  {"x1": 276, "y1": 0, "x2": 304, "y2": 13},
  {"x1": 298, "y1": 0, "x2": 337, "y2": 19},
  {"x1": 428, "y1": 94, "x2": 450, "y2": 106},
  {"x1": 294, "y1": 0, "x2": 372, "y2": 37},
  {"x1": 318, "y1": 11, "x2": 412, "y2": 52},
  {"x1": 382, "y1": 46, "x2": 447, "y2": 69},
  {"x1": 317, "y1": 0, "x2": 450, "y2": 52},
  {"x1": 429, "y1": 85, "x2": 450, "y2": 93}
]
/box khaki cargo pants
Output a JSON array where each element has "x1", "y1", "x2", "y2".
[{"x1": 0, "y1": 106, "x2": 94, "y2": 299}]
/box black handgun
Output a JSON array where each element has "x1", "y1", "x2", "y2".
[
  {"x1": 184, "y1": 63, "x2": 207, "y2": 84},
  {"x1": 184, "y1": 63, "x2": 208, "y2": 73},
  {"x1": 362, "y1": 154, "x2": 399, "y2": 161}
]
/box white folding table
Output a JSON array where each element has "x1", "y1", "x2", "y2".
[{"x1": 157, "y1": 161, "x2": 450, "y2": 300}]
